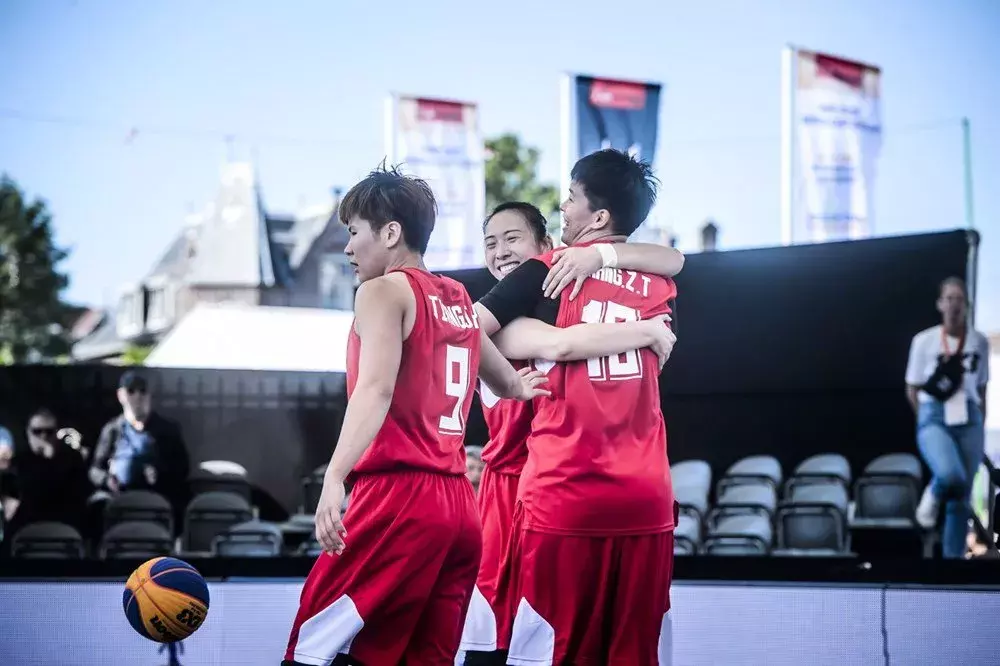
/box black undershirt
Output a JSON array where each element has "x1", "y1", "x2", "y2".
[{"x1": 477, "y1": 259, "x2": 559, "y2": 328}]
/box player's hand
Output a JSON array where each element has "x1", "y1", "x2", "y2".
[
  {"x1": 511, "y1": 366, "x2": 551, "y2": 401},
  {"x1": 542, "y1": 246, "x2": 603, "y2": 301},
  {"x1": 143, "y1": 465, "x2": 158, "y2": 486},
  {"x1": 315, "y1": 478, "x2": 348, "y2": 555},
  {"x1": 643, "y1": 315, "x2": 676, "y2": 371}
]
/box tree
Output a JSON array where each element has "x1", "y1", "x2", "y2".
[
  {"x1": 484, "y1": 134, "x2": 561, "y2": 235},
  {"x1": 0, "y1": 176, "x2": 72, "y2": 363},
  {"x1": 122, "y1": 344, "x2": 153, "y2": 366}
]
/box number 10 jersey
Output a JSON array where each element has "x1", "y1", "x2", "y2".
[
  {"x1": 349, "y1": 268, "x2": 482, "y2": 477},
  {"x1": 522, "y1": 246, "x2": 677, "y2": 536}
]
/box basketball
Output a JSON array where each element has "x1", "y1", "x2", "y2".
[{"x1": 123, "y1": 557, "x2": 210, "y2": 643}]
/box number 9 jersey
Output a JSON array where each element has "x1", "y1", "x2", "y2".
[
  {"x1": 350, "y1": 268, "x2": 482, "y2": 476},
  {"x1": 523, "y1": 246, "x2": 677, "y2": 536}
]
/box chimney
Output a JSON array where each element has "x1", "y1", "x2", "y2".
[{"x1": 700, "y1": 220, "x2": 719, "y2": 252}]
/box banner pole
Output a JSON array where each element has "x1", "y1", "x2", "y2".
[
  {"x1": 962, "y1": 117, "x2": 975, "y2": 230},
  {"x1": 780, "y1": 46, "x2": 797, "y2": 246},
  {"x1": 558, "y1": 73, "x2": 576, "y2": 247}
]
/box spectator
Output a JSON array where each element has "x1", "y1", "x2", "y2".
[
  {"x1": 89, "y1": 371, "x2": 190, "y2": 519},
  {"x1": 1, "y1": 424, "x2": 15, "y2": 532},
  {"x1": 1, "y1": 408, "x2": 92, "y2": 541},
  {"x1": 466, "y1": 445, "x2": 484, "y2": 493},
  {"x1": 906, "y1": 277, "x2": 991, "y2": 559}
]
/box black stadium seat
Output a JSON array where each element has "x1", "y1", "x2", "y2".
[
  {"x1": 717, "y1": 455, "x2": 783, "y2": 496},
  {"x1": 785, "y1": 453, "x2": 852, "y2": 496},
  {"x1": 674, "y1": 513, "x2": 701, "y2": 555},
  {"x1": 183, "y1": 491, "x2": 254, "y2": 554},
  {"x1": 775, "y1": 484, "x2": 851, "y2": 555},
  {"x1": 853, "y1": 453, "x2": 922, "y2": 525},
  {"x1": 11, "y1": 522, "x2": 85, "y2": 559},
  {"x1": 104, "y1": 490, "x2": 174, "y2": 536},
  {"x1": 212, "y1": 520, "x2": 284, "y2": 557},
  {"x1": 704, "y1": 514, "x2": 772, "y2": 556},
  {"x1": 709, "y1": 483, "x2": 777, "y2": 526},
  {"x1": 301, "y1": 464, "x2": 328, "y2": 514},
  {"x1": 850, "y1": 453, "x2": 925, "y2": 558},
  {"x1": 101, "y1": 520, "x2": 174, "y2": 560},
  {"x1": 188, "y1": 469, "x2": 252, "y2": 503}
]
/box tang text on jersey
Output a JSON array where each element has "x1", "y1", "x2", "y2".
[
  {"x1": 427, "y1": 295, "x2": 480, "y2": 330},
  {"x1": 590, "y1": 268, "x2": 654, "y2": 298}
]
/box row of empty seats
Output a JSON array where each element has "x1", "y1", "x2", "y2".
[
  {"x1": 10, "y1": 463, "x2": 348, "y2": 560},
  {"x1": 673, "y1": 452, "x2": 925, "y2": 557}
]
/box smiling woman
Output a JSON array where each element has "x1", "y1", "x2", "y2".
[{"x1": 482, "y1": 202, "x2": 552, "y2": 281}]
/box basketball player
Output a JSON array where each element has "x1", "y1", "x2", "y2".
[
  {"x1": 474, "y1": 150, "x2": 677, "y2": 665},
  {"x1": 459, "y1": 201, "x2": 683, "y2": 662},
  {"x1": 283, "y1": 165, "x2": 549, "y2": 666}
]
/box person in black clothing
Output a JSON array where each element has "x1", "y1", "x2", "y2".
[
  {"x1": 1, "y1": 408, "x2": 92, "y2": 544},
  {"x1": 89, "y1": 371, "x2": 190, "y2": 528}
]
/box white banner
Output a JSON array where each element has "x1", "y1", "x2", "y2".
[
  {"x1": 386, "y1": 96, "x2": 486, "y2": 270},
  {"x1": 0, "y1": 582, "x2": 995, "y2": 665},
  {"x1": 792, "y1": 50, "x2": 882, "y2": 243}
]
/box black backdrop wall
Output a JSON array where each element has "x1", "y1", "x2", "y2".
[{"x1": 0, "y1": 230, "x2": 974, "y2": 511}]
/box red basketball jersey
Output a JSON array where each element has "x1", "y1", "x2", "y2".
[
  {"x1": 478, "y1": 360, "x2": 534, "y2": 474},
  {"x1": 521, "y1": 244, "x2": 677, "y2": 535},
  {"x1": 350, "y1": 268, "x2": 482, "y2": 476}
]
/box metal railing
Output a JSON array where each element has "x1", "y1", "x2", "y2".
[{"x1": 971, "y1": 454, "x2": 999, "y2": 556}]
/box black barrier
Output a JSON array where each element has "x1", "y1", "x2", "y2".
[
  {"x1": 0, "y1": 230, "x2": 976, "y2": 514},
  {"x1": 0, "y1": 367, "x2": 346, "y2": 512},
  {"x1": 659, "y1": 229, "x2": 974, "y2": 478}
]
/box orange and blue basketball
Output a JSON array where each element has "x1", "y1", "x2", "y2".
[{"x1": 123, "y1": 557, "x2": 210, "y2": 643}]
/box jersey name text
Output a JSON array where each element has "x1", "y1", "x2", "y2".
[
  {"x1": 427, "y1": 295, "x2": 480, "y2": 330},
  {"x1": 589, "y1": 267, "x2": 651, "y2": 298}
]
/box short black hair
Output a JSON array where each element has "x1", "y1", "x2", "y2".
[
  {"x1": 570, "y1": 149, "x2": 658, "y2": 237},
  {"x1": 483, "y1": 202, "x2": 549, "y2": 245},
  {"x1": 339, "y1": 162, "x2": 437, "y2": 254},
  {"x1": 939, "y1": 276, "x2": 968, "y2": 300},
  {"x1": 118, "y1": 370, "x2": 148, "y2": 392},
  {"x1": 29, "y1": 407, "x2": 57, "y2": 423}
]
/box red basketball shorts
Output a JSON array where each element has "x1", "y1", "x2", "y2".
[
  {"x1": 459, "y1": 465, "x2": 519, "y2": 652},
  {"x1": 495, "y1": 503, "x2": 675, "y2": 666},
  {"x1": 284, "y1": 471, "x2": 482, "y2": 666}
]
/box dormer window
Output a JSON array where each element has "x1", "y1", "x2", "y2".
[{"x1": 116, "y1": 288, "x2": 143, "y2": 338}]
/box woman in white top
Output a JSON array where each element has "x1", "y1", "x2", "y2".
[{"x1": 905, "y1": 277, "x2": 990, "y2": 559}]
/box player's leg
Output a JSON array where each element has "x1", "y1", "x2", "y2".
[
  {"x1": 460, "y1": 466, "x2": 519, "y2": 655},
  {"x1": 283, "y1": 473, "x2": 449, "y2": 665},
  {"x1": 403, "y1": 475, "x2": 483, "y2": 665},
  {"x1": 505, "y1": 524, "x2": 616, "y2": 665},
  {"x1": 607, "y1": 530, "x2": 675, "y2": 666}
]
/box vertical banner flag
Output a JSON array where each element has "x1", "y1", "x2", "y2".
[
  {"x1": 574, "y1": 75, "x2": 662, "y2": 163},
  {"x1": 791, "y1": 50, "x2": 882, "y2": 243},
  {"x1": 386, "y1": 96, "x2": 486, "y2": 270},
  {"x1": 564, "y1": 75, "x2": 662, "y2": 243}
]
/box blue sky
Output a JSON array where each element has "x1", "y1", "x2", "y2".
[{"x1": 2, "y1": 0, "x2": 999, "y2": 331}]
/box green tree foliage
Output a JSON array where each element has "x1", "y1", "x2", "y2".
[
  {"x1": 121, "y1": 344, "x2": 153, "y2": 366},
  {"x1": 0, "y1": 176, "x2": 72, "y2": 363},
  {"x1": 484, "y1": 134, "x2": 561, "y2": 235}
]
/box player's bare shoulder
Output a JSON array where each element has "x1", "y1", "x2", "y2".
[
  {"x1": 356, "y1": 273, "x2": 414, "y2": 311},
  {"x1": 353, "y1": 273, "x2": 418, "y2": 335}
]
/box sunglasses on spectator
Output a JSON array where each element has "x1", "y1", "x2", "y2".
[
  {"x1": 126, "y1": 386, "x2": 148, "y2": 395},
  {"x1": 30, "y1": 427, "x2": 57, "y2": 437}
]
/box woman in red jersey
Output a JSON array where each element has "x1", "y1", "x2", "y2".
[{"x1": 458, "y1": 202, "x2": 684, "y2": 663}]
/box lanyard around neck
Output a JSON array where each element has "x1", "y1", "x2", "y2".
[{"x1": 940, "y1": 326, "x2": 966, "y2": 358}]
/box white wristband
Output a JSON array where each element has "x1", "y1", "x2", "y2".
[{"x1": 595, "y1": 243, "x2": 618, "y2": 268}]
